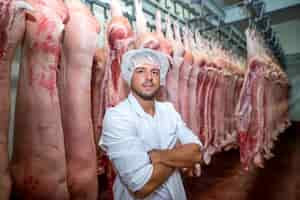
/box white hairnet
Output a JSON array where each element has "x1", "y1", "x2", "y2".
[{"x1": 121, "y1": 48, "x2": 170, "y2": 85}]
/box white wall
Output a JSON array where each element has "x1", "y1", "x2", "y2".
[
  {"x1": 273, "y1": 19, "x2": 300, "y2": 55},
  {"x1": 286, "y1": 57, "x2": 300, "y2": 121},
  {"x1": 273, "y1": 19, "x2": 300, "y2": 121}
]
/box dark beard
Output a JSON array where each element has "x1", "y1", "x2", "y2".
[{"x1": 131, "y1": 85, "x2": 160, "y2": 101}]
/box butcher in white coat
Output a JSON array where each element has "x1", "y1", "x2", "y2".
[{"x1": 99, "y1": 48, "x2": 203, "y2": 200}]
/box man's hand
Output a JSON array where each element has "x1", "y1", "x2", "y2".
[
  {"x1": 149, "y1": 151, "x2": 202, "y2": 178},
  {"x1": 148, "y1": 149, "x2": 162, "y2": 164},
  {"x1": 133, "y1": 151, "x2": 175, "y2": 198},
  {"x1": 149, "y1": 140, "x2": 202, "y2": 177},
  {"x1": 181, "y1": 163, "x2": 201, "y2": 177},
  {"x1": 149, "y1": 140, "x2": 182, "y2": 164},
  {"x1": 175, "y1": 140, "x2": 182, "y2": 148},
  {"x1": 175, "y1": 140, "x2": 202, "y2": 177},
  {"x1": 96, "y1": 147, "x2": 106, "y2": 175},
  {"x1": 151, "y1": 143, "x2": 202, "y2": 168}
]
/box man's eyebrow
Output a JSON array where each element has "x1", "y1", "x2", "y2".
[
  {"x1": 135, "y1": 67, "x2": 146, "y2": 70},
  {"x1": 151, "y1": 68, "x2": 160, "y2": 72}
]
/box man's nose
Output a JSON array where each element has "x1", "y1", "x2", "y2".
[{"x1": 145, "y1": 71, "x2": 153, "y2": 81}]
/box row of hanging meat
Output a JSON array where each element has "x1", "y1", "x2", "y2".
[
  {"x1": 93, "y1": 0, "x2": 291, "y2": 171},
  {"x1": 0, "y1": 0, "x2": 290, "y2": 199}
]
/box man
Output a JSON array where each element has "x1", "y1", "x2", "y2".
[{"x1": 99, "y1": 48, "x2": 202, "y2": 200}]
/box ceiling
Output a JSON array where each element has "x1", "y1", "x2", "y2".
[
  {"x1": 191, "y1": 0, "x2": 300, "y2": 63},
  {"x1": 214, "y1": 0, "x2": 242, "y2": 7}
]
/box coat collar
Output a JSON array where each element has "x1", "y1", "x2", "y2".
[{"x1": 128, "y1": 93, "x2": 158, "y2": 118}]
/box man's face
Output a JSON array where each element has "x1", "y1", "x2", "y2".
[{"x1": 131, "y1": 63, "x2": 161, "y2": 100}]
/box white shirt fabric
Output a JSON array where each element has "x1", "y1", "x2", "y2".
[{"x1": 99, "y1": 93, "x2": 202, "y2": 200}]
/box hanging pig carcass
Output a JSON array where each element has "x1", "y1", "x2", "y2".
[
  {"x1": 235, "y1": 29, "x2": 290, "y2": 170},
  {"x1": 104, "y1": 0, "x2": 134, "y2": 109},
  {"x1": 0, "y1": 1, "x2": 34, "y2": 199},
  {"x1": 92, "y1": 47, "x2": 107, "y2": 146},
  {"x1": 58, "y1": 0, "x2": 100, "y2": 199},
  {"x1": 11, "y1": 0, "x2": 70, "y2": 199}
]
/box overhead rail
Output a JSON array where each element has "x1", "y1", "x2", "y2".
[
  {"x1": 85, "y1": 0, "x2": 249, "y2": 54},
  {"x1": 85, "y1": 0, "x2": 189, "y2": 27},
  {"x1": 223, "y1": 0, "x2": 300, "y2": 25},
  {"x1": 191, "y1": 0, "x2": 288, "y2": 65},
  {"x1": 244, "y1": 0, "x2": 286, "y2": 66},
  {"x1": 190, "y1": 0, "x2": 247, "y2": 53}
]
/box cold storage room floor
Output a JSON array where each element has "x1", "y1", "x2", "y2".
[{"x1": 184, "y1": 122, "x2": 300, "y2": 200}]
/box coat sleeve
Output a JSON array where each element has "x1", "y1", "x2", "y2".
[
  {"x1": 167, "y1": 103, "x2": 203, "y2": 147},
  {"x1": 99, "y1": 108, "x2": 153, "y2": 192}
]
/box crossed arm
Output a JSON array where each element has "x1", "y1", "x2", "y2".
[{"x1": 134, "y1": 143, "x2": 202, "y2": 198}]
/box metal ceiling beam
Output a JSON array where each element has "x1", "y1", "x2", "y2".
[
  {"x1": 204, "y1": 0, "x2": 246, "y2": 43},
  {"x1": 136, "y1": 0, "x2": 186, "y2": 24},
  {"x1": 191, "y1": 0, "x2": 246, "y2": 49},
  {"x1": 86, "y1": 0, "x2": 247, "y2": 51},
  {"x1": 202, "y1": 0, "x2": 225, "y2": 18},
  {"x1": 117, "y1": 0, "x2": 189, "y2": 25},
  {"x1": 86, "y1": 0, "x2": 189, "y2": 32},
  {"x1": 224, "y1": 0, "x2": 300, "y2": 24},
  {"x1": 192, "y1": 16, "x2": 246, "y2": 50}
]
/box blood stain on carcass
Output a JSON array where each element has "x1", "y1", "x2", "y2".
[
  {"x1": 48, "y1": 64, "x2": 57, "y2": 71},
  {"x1": 39, "y1": 70, "x2": 57, "y2": 97},
  {"x1": 0, "y1": 48, "x2": 5, "y2": 59},
  {"x1": 24, "y1": 175, "x2": 39, "y2": 190},
  {"x1": 0, "y1": 1, "x2": 10, "y2": 58},
  {"x1": 40, "y1": 41, "x2": 60, "y2": 55},
  {"x1": 37, "y1": 16, "x2": 56, "y2": 36},
  {"x1": 111, "y1": 59, "x2": 120, "y2": 91},
  {"x1": 46, "y1": 35, "x2": 53, "y2": 41},
  {"x1": 36, "y1": 0, "x2": 47, "y2": 6}
]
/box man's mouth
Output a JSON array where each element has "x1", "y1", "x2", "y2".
[
  {"x1": 143, "y1": 84, "x2": 155, "y2": 90},
  {"x1": 143, "y1": 84, "x2": 153, "y2": 87},
  {"x1": 143, "y1": 83, "x2": 154, "y2": 87}
]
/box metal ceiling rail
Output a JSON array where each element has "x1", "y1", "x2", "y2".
[
  {"x1": 239, "y1": 0, "x2": 287, "y2": 66},
  {"x1": 189, "y1": 0, "x2": 247, "y2": 52},
  {"x1": 85, "y1": 0, "x2": 156, "y2": 30},
  {"x1": 85, "y1": 0, "x2": 110, "y2": 18},
  {"x1": 85, "y1": 0, "x2": 194, "y2": 32},
  {"x1": 85, "y1": 0, "x2": 247, "y2": 53},
  {"x1": 190, "y1": 0, "x2": 246, "y2": 44},
  {"x1": 86, "y1": 0, "x2": 190, "y2": 25},
  {"x1": 193, "y1": 17, "x2": 246, "y2": 50},
  {"x1": 224, "y1": 0, "x2": 300, "y2": 25},
  {"x1": 139, "y1": 0, "x2": 246, "y2": 51},
  {"x1": 124, "y1": 0, "x2": 203, "y2": 26},
  {"x1": 190, "y1": 0, "x2": 296, "y2": 63}
]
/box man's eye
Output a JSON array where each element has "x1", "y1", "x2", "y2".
[
  {"x1": 136, "y1": 69, "x2": 144, "y2": 73},
  {"x1": 152, "y1": 71, "x2": 159, "y2": 76}
]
